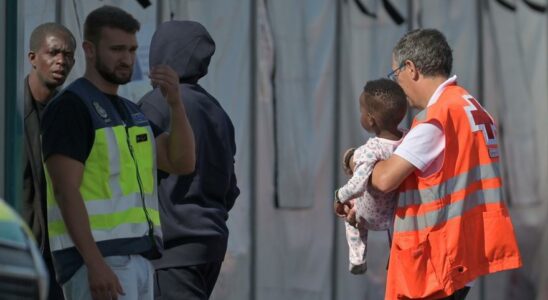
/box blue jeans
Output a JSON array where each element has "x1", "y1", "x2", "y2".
[{"x1": 62, "y1": 255, "x2": 154, "y2": 300}]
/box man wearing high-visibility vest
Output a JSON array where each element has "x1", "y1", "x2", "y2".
[
  {"x1": 370, "y1": 29, "x2": 522, "y2": 299},
  {"x1": 41, "y1": 6, "x2": 195, "y2": 300}
]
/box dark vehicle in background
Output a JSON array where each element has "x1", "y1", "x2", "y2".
[{"x1": 0, "y1": 198, "x2": 48, "y2": 299}]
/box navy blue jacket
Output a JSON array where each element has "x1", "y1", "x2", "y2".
[{"x1": 139, "y1": 20, "x2": 239, "y2": 268}]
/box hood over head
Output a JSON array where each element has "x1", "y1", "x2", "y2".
[{"x1": 149, "y1": 20, "x2": 215, "y2": 84}]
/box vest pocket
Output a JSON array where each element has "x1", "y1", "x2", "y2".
[
  {"x1": 128, "y1": 127, "x2": 154, "y2": 193},
  {"x1": 481, "y1": 209, "x2": 520, "y2": 262},
  {"x1": 394, "y1": 236, "x2": 443, "y2": 298}
]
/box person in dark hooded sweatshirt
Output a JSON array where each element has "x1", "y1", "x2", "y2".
[{"x1": 139, "y1": 20, "x2": 240, "y2": 299}]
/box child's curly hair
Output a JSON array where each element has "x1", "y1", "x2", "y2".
[{"x1": 363, "y1": 79, "x2": 408, "y2": 131}]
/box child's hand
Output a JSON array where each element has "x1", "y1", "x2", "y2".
[
  {"x1": 149, "y1": 65, "x2": 180, "y2": 107},
  {"x1": 334, "y1": 200, "x2": 347, "y2": 218},
  {"x1": 346, "y1": 205, "x2": 358, "y2": 227},
  {"x1": 334, "y1": 196, "x2": 357, "y2": 221},
  {"x1": 342, "y1": 148, "x2": 356, "y2": 176}
]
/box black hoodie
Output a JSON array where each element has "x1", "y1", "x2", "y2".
[{"x1": 139, "y1": 21, "x2": 239, "y2": 268}]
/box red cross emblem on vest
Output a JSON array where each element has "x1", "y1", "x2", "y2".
[{"x1": 463, "y1": 95, "x2": 498, "y2": 146}]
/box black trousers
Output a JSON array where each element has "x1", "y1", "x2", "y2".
[
  {"x1": 44, "y1": 254, "x2": 64, "y2": 300},
  {"x1": 154, "y1": 262, "x2": 223, "y2": 300},
  {"x1": 439, "y1": 287, "x2": 471, "y2": 300}
]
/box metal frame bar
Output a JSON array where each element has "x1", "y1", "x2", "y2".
[
  {"x1": 331, "y1": 0, "x2": 343, "y2": 298},
  {"x1": 3, "y1": 0, "x2": 23, "y2": 210},
  {"x1": 0, "y1": 0, "x2": 5, "y2": 199}
]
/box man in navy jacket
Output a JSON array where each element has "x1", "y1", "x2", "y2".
[{"x1": 139, "y1": 20, "x2": 240, "y2": 300}]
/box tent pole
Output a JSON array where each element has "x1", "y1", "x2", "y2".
[
  {"x1": 249, "y1": 0, "x2": 258, "y2": 299},
  {"x1": 331, "y1": 0, "x2": 343, "y2": 299}
]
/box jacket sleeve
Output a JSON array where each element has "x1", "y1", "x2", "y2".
[
  {"x1": 225, "y1": 121, "x2": 239, "y2": 211},
  {"x1": 225, "y1": 166, "x2": 240, "y2": 212}
]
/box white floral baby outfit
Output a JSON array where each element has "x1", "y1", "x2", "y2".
[{"x1": 337, "y1": 135, "x2": 403, "y2": 274}]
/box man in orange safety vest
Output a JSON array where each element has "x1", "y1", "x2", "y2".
[{"x1": 369, "y1": 28, "x2": 522, "y2": 300}]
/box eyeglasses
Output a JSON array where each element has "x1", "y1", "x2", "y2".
[{"x1": 387, "y1": 63, "x2": 405, "y2": 81}]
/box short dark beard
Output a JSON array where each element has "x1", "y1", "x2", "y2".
[{"x1": 95, "y1": 54, "x2": 132, "y2": 85}]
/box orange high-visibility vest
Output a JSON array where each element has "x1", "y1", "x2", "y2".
[{"x1": 385, "y1": 84, "x2": 522, "y2": 299}]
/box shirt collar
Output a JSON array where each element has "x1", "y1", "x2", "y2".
[{"x1": 427, "y1": 75, "x2": 457, "y2": 107}]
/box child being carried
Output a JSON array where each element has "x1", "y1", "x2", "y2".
[{"x1": 334, "y1": 78, "x2": 408, "y2": 274}]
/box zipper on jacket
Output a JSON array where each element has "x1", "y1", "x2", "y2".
[{"x1": 124, "y1": 124, "x2": 155, "y2": 240}]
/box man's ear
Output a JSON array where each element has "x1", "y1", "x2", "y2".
[
  {"x1": 406, "y1": 60, "x2": 420, "y2": 81},
  {"x1": 28, "y1": 51, "x2": 36, "y2": 68},
  {"x1": 82, "y1": 40, "x2": 95, "y2": 58}
]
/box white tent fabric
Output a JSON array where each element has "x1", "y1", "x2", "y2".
[
  {"x1": 18, "y1": 0, "x2": 547, "y2": 299},
  {"x1": 255, "y1": 1, "x2": 337, "y2": 298},
  {"x1": 266, "y1": 0, "x2": 336, "y2": 209},
  {"x1": 480, "y1": 1, "x2": 548, "y2": 300},
  {"x1": 483, "y1": 0, "x2": 547, "y2": 208}
]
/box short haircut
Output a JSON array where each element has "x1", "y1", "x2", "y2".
[
  {"x1": 363, "y1": 78, "x2": 408, "y2": 130},
  {"x1": 393, "y1": 28, "x2": 453, "y2": 77},
  {"x1": 84, "y1": 5, "x2": 140, "y2": 45},
  {"x1": 29, "y1": 23, "x2": 75, "y2": 52}
]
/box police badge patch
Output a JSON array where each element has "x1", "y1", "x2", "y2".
[
  {"x1": 93, "y1": 101, "x2": 111, "y2": 123},
  {"x1": 131, "y1": 112, "x2": 148, "y2": 125}
]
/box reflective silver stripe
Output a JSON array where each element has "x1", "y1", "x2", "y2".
[
  {"x1": 153, "y1": 224, "x2": 162, "y2": 240},
  {"x1": 104, "y1": 127, "x2": 123, "y2": 199},
  {"x1": 47, "y1": 193, "x2": 158, "y2": 223},
  {"x1": 147, "y1": 125, "x2": 159, "y2": 212},
  {"x1": 398, "y1": 162, "x2": 501, "y2": 208},
  {"x1": 47, "y1": 202, "x2": 63, "y2": 228},
  {"x1": 144, "y1": 194, "x2": 158, "y2": 210},
  {"x1": 394, "y1": 187, "x2": 503, "y2": 233},
  {"x1": 49, "y1": 222, "x2": 152, "y2": 251},
  {"x1": 146, "y1": 195, "x2": 160, "y2": 227}
]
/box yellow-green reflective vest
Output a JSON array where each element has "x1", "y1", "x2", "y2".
[{"x1": 45, "y1": 78, "x2": 162, "y2": 254}]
